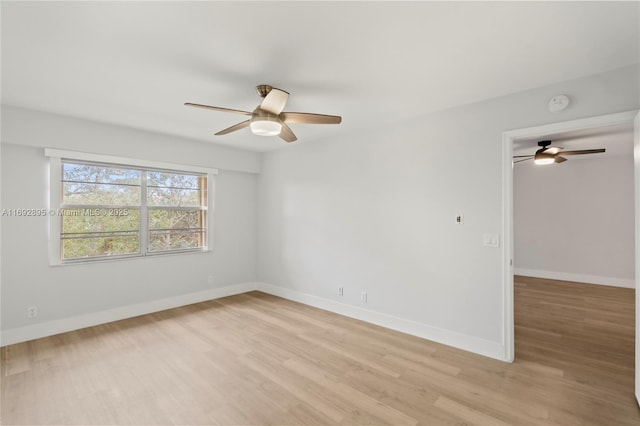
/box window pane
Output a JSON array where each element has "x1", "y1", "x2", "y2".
[
  {"x1": 148, "y1": 209, "x2": 202, "y2": 230},
  {"x1": 62, "y1": 208, "x2": 139, "y2": 235},
  {"x1": 63, "y1": 182, "x2": 141, "y2": 205},
  {"x1": 146, "y1": 172, "x2": 206, "y2": 207},
  {"x1": 148, "y1": 208, "x2": 205, "y2": 252},
  {"x1": 62, "y1": 163, "x2": 141, "y2": 206},
  {"x1": 63, "y1": 163, "x2": 141, "y2": 185},
  {"x1": 149, "y1": 231, "x2": 204, "y2": 252},
  {"x1": 147, "y1": 187, "x2": 202, "y2": 207},
  {"x1": 61, "y1": 209, "x2": 140, "y2": 259},
  {"x1": 62, "y1": 236, "x2": 140, "y2": 259},
  {"x1": 146, "y1": 171, "x2": 199, "y2": 188}
]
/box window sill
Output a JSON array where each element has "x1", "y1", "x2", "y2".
[{"x1": 49, "y1": 248, "x2": 213, "y2": 267}]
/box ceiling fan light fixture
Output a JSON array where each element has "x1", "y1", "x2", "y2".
[
  {"x1": 534, "y1": 158, "x2": 555, "y2": 165},
  {"x1": 534, "y1": 152, "x2": 555, "y2": 165},
  {"x1": 250, "y1": 116, "x2": 281, "y2": 136}
]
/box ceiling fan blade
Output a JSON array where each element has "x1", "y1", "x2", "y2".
[
  {"x1": 513, "y1": 158, "x2": 533, "y2": 164},
  {"x1": 513, "y1": 155, "x2": 534, "y2": 158},
  {"x1": 259, "y1": 88, "x2": 289, "y2": 115},
  {"x1": 215, "y1": 120, "x2": 250, "y2": 136},
  {"x1": 560, "y1": 149, "x2": 606, "y2": 156},
  {"x1": 281, "y1": 112, "x2": 342, "y2": 125},
  {"x1": 555, "y1": 156, "x2": 567, "y2": 163},
  {"x1": 185, "y1": 103, "x2": 252, "y2": 115},
  {"x1": 278, "y1": 122, "x2": 297, "y2": 143}
]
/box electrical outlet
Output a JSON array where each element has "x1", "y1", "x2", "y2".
[
  {"x1": 338, "y1": 287, "x2": 344, "y2": 296},
  {"x1": 361, "y1": 292, "x2": 367, "y2": 303},
  {"x1": 208, "y1": 275, "x2": 214, "y2": 283},
  {"x1": 27, "y1": 306, "x2": 38, "y2": 319}
]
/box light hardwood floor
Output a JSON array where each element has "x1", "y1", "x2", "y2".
[{"x1": 1, "y1": 277, "x2": 638, "y2": 425}]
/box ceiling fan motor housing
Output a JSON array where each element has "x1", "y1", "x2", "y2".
[{"x1": 256, "y1": 85, "x2": 274, "y2": 98}]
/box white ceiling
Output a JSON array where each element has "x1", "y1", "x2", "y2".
[{"x1": 2, "y1": 1, "x2": 638, "y2": 152}]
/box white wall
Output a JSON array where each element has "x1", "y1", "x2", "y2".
[
  {"x1": 257, "y1": 64, "x2": 640, "y2": 360},
  {"x1": 1, "y1": 107, "x2": 259, "y2": 344},
  {"x1": 1, "y1": 106, "x2": 260, "y2": 174},
  {"x1": 514, "y1": 155, "x2": 635, "y2": 288}
]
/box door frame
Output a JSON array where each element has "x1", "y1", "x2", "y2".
[
  {"x1": 634, "y1": 111, "x2": 640, "y2": 406},
  {"x1": 501, "y1": 109, "x2": 639, "y2": 363}
]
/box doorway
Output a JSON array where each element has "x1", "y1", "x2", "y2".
[
  {"x1": 501, "y1": 110, "x2": 639, "y2": 362},
  {"x1": 513, "y1": 123, "x2": 634, "y2": 288}
]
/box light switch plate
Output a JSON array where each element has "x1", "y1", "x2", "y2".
[{"x1": 483, "y1": 233, "x2": 500, "y2": 248}]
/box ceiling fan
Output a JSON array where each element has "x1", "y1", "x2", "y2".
[
  {"x1": 513, "y1": 140, "x2": 605, "y2": 165},
  {"x1": 185, "y1": 85, "x2": 342, "y2": 143}
]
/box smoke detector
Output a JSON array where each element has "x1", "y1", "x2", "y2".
[{"x1": 548, "y1": 95, "x2": 570, "y2": 113}]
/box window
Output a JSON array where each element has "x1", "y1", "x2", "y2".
[
  {"x1": 146, "y1": 170, "x2": 208, "y2": 253},
  {"x1": 46, "y1": 149, "x2": 216, "y2": 263},
  {"x1": 61, "y1": 162, "x2": 142, "y2": 259}
]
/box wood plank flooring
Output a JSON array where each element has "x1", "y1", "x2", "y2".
[{"x1": 1, "y1": 276, "x2": 638, "y2": 425}]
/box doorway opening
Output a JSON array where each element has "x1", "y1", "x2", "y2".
[
  {"x1": 501, "y1": 110, "x2": 638, "y2": 363},
  {"x1": 509, "y1": 118, "x2": 636, "y2": 407}
]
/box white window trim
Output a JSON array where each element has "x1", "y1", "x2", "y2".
[{"x1": 45, "y1": 148, "x2": 218, "y2": 266}]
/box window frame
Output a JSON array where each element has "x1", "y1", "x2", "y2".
[{"x1": 46, "y1": 149, "x2": 217, "y2": 265}]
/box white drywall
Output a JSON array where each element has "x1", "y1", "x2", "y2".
[
  {"x1": 514, "y1": 155, "x2": 635, "y2": 287},
  {"x1": 1, "y1": 106, "x2": 261, "y2": 174},
  {"x1": 257, "y1": 65, "x2": 640, "y2": 359},
  {"x1": 1, "y1": 108, "x2": 259, "y2": 342}
]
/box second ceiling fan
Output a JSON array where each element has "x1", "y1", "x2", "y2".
[
  {"x1": 513, "y1": 140, "x2": 605, "y2": 165},
  {"x1": 185, "y1": 85, "x2": 342, "y2": 143}
]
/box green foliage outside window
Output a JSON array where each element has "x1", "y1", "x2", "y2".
[{"x1": 61, "y1": 162, "x2": 207, "y2": 260}]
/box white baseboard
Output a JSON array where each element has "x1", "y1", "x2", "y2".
[
  {"x1": 256, "y1": 282, "x2": 505, "y2": 361},
  {"x1": 1, "y1": 281, "x2": 506, "y2": 362},
  {"x1": 514, "y1": 268, "x2": 635, "y2": 289},
  {"x1": 0, "y1": 282, "x2": 259, "y2": 347}
]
